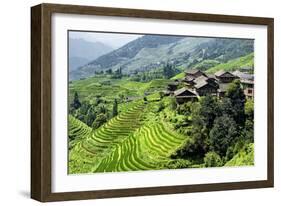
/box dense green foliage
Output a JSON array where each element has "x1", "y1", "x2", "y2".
[
  {"x1": 226, "y1": 79, "x2": 246, "y2": 125},
  {"x1": 171, "y1": 80, "x2": 253, "y2": 167},
  {"x1": 70, "y1": 96, "x2": 109, "y2": 128},
  {"x1": 129, "y1": 63, "x2": 180, "y2": 82},
  {"x1": 204, "y1": 151, "x2": 223, "y2": 167},
  {"x1": 193, "y1": 59, "x2": 220, "y2": 71},
  {"x1": 225, "y1": 143, "x2": 254, "y2": 166},
  {"x1": 209, "y1": 115, "x2": 238, "y2": 156},
  {"x1": 71, "y1": 91, "x2": 82, "y2": 109}
]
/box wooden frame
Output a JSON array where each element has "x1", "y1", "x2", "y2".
[{"x1": 31, "y1": 3, "x2": 274, "y2": 202}]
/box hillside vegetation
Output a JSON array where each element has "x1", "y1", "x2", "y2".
[
  {"x1": 68, "y1": 34, "x2": 255, "y2": 174},
  {"x1": 69, "y1": 75, "x2": 254, "y2": 173},
  {"x1": 69, "y1": 100, "x2": 188, "y2": 173},
  {"x1": 70, "y1": 35, "x2": 254, "y2": 80},
  {"x1": 207, "y1": 53, "x2": 254, "y2": 74},
  {"x1": 225, "y1": 143, "x2": 254, "y2": 166}
]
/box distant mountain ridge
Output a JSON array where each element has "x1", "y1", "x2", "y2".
[
  {"x1": 69, "y1": 56, "x2": 89, "y2": 72},
  {"x1": 70, "y1": 35, "x2": 254, "y2": 80},
  {"x1": 69, "y1": 38, "x2": 113, "y2": 71}
]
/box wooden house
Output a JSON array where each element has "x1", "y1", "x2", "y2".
[
  {"x1": 169, "y1": 69, "x2": 254, "y2": 100},
  {"x1": 174, "y1": 87, "x2": 198, "y2": 104},
  {"x1": 232, "y1": 70, "x2": 254, "y2": 80},
  {"x1": 194, "y1": 80, "x2": 218, "y2": 96},
  {"x1": 215, "y1": 70, "x2": 237, "y2": 83},
  {"x1": 164, "y1": 82, "x2": 179, "y2": 96},
  {"x1": 232, "y1": 70, "x2": 254, "y2": 98},
  {"x1": 241, "y1": 79, "x2": 254, "y2": 98},
  {"x1": 185, "y1": 69, "x2": 206, "y2": 78},
  {"x1": 183, "y1": 76, "x2": 195, "y2": 87},
  {"x1": 167, "y1": 82, "x2": 178, "y2": 91}
]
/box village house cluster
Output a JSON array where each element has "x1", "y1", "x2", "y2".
[{"x1": 165, "y1": 69, "x2": 254, "y2": 104}]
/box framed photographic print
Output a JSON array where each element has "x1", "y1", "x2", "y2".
[{"x1": 31, "y1": 3, "x2": 274, "y2": 202}]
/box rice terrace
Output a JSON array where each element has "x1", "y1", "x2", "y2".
[{"x1": 68, "y1": 31, "x2": 255, "y2": 174}]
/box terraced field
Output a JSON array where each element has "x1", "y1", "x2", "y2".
[
  {"x1": 68, "y1": 115, "x2": 92, "y2": 149},
  {"x1": 69, "y1": 101, "x2": 187, "y2": 174}
]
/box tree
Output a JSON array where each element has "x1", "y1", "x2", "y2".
[
  {"x1": 174, "y1": 102, "x2": 208, "y2": 158},
  {"x1": 86, "y1": 106, "x2": 96, "y2": 126},
  {"x1": 218, "y1": 97, "x2": 235, "y2": 117},
  {"x1": 71, "y1": 91, "x2": 81, "y2": 109},
  {"x1": 112, "y1": 99, "x2": 118, "y2": 117},
  {"x1": 159, "y1": 91, "x2": 165, "y2": 99},
  {"x1": 111, "y1": 67, "x2": 123, "y2": 79},
  {"x1": 242, "y1": 98, "x2": 254, "y2": 143},
  {"x1": 170, "y1": 97, "x2": 177, "y2": 110},
  {"x1": 245, "y1": 99, "x2": 254, "y2": 120},
  {"x1": 163, "y1": 63, "x2": 175, "y2": 79},
  {"x1": 96, "y1": 103, "x2": 107, "y2": 114},
  {"x1": 176, "y1": 102, "x2": 192, "y2": 116},
  {"x1": 157, "y1": 101, "x2": 165, "y2": 112},
  {"x1": 209, "y1": 114, "x2": 238, "y2": 156},
  {"x1": 79, "y1": 101, "x2": 90, "y2": 115},
  {"x1": 94, "y1": 96, "x2": 103, "y2": 106},
  {"x1": 92, "y1": 113, "x2": 107, "y2": 129},
  {"x1": 118, "y1": 67, "x2": 123, "y2": 75},
  {"x1": 204, "y1": 151, "x2": 223, "y2": 167},
  {"x1": 106, "y1": 69, "x2": 112, "y2": 74},
  {"x1": 199, "y1": 95, "x2": 219, "y2": 130},
  {"x1": 118, "y1": 93, "x2": 125, "y2": 102},
  {"x1": 141, "y1": 73, "x2": 147, "y2": 82},
  {"x1": 225, "y1": 79, "x2": 246, "y2": 126}
]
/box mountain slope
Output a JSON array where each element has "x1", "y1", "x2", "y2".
[
  {"x1": 70, "y1": 35, "x2": 208, "y2": 80},
  {"x1": 206, "y1": 53, "x2": 254, "y2": 74},
  {"x1": 69, "y1": 38, "x2": 113, "y2": 71},
  {"x1": 70, "y1": 35, "x2": 254, "y2": 80},
  {"x1": 69, "y1": 56, "x2": 90, "y2": 71}
]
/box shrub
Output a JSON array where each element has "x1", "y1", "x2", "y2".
[
  {"x1": 170, "y1": 97, "x2": 177, "y2": 110},
  {"x1": 157, "y1": 101, "x2": 165, "y2": 112},
  {"x1": 165, "y1": 159, "x2": 191, "y2": 169},
  {"x1": 92, "y1": 113, "x2": 107, "y2": 129},
  {"x1": 204, "y1": 151, "x2": 223, "y2": 167}
]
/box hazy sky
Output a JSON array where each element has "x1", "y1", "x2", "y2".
[{"x1": 69, "y1": 31, "x2": 142, "y2": 49}]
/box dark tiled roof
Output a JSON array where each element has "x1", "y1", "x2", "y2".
[
  {"x1": 207, "y1": 74, "x2": 216, "y2": 79},
  {"x1": 184, "y1": 76, "x2": 195, "y2": 82},
  {"x1": 194, "y1": 80, "x2": 208, "y2": 89},
  {"x1": 214, "y1": 70, "x2": 227, "y2": 77},
  {"x1": 185, "y1": 69, "x2": 201, "y2": 75},
  {"x1": 232, "y1": 70, "x2": 254, "y2": 80},
  {"x1": 174, "y1": 87, "x2": 197, "y2": 96},
  {"x1": 215, "y1": 70, "x2": 236, "y2": 77},
  {"x1": 194, "y1": 75, "x2": 208, "y2": 84},
  {"x1": 241, "y1": 79, "x2": 254, "y2": 85}
]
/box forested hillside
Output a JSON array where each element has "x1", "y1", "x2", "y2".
[{"x1": 70, "y1": 35, "x2": 253, "y2": 80}]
